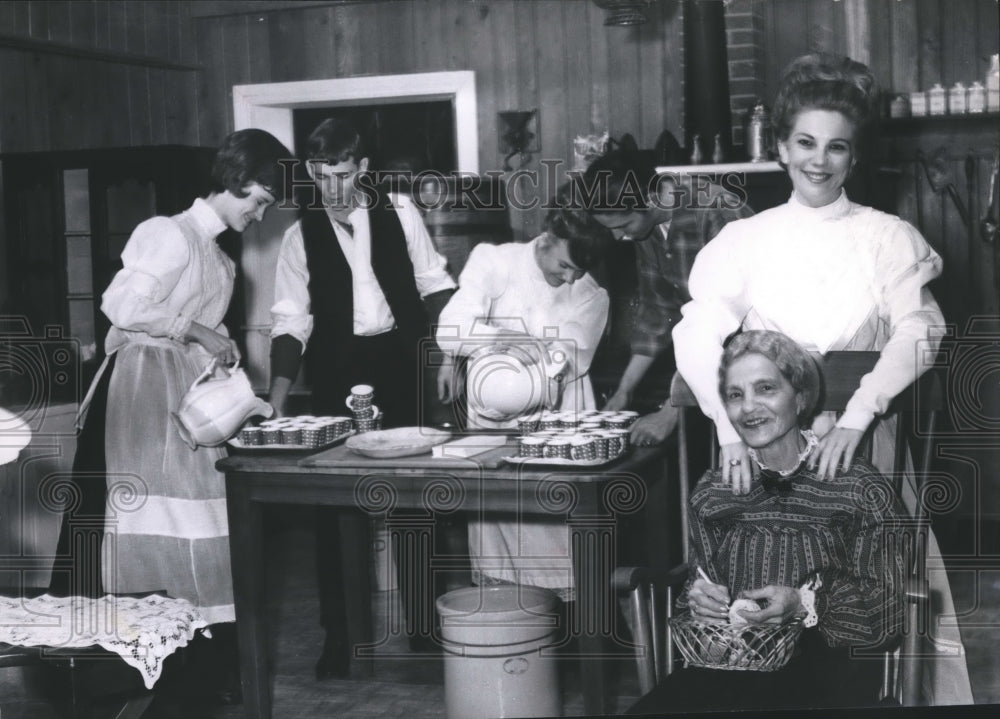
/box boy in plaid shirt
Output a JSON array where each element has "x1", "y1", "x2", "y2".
[{"x1": 577, "y1": 137, "x2": 753, "y2": 446}]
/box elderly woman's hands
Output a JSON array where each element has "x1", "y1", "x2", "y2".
[
  {"x1": 737, "y1": 585, "x2": 803, "y2": 625},
  {"x1": 811, "y1": 427, "x2": 864, "y2": 480},
  {"x1": 720, "y1": 441, "x2": 752, "y2": 494},
  {"x1": 687, "y1": 576, "x2": 731, "y2": 621}
]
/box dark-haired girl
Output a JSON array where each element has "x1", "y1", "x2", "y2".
[{"x1": 55, "y1": 129, "x2": 290, "y2": 626}]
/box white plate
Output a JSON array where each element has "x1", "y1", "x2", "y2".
[
  {"x1": 228, "y1": 430, "x2": 355, "y2": 452},
  {"x1": 345, "y1": 427, "x2": 452, "y2": 459}
]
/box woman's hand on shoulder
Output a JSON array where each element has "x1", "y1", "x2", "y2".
[
  {"x1": 739, "y1": 585, "x2": 802, "y2": 625},
  {"x1": 719, "y1": 441, "x2": 751, "y2": 494},
  {"x1": 811, "y1": 427, "x2": 864, "y2": 480}
]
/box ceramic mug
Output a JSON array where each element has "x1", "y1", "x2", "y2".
[
  {"x1": 350, "y1": 404, "x2": 380, "y2": 420},
  {"x1": 346, "y1": 394, "x2": 375, "y2": 411}
]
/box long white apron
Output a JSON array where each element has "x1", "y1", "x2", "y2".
[
  {"x1": 469, "y1": 373, "x2": 596, "y2": 601},
  {"x1": 101, "y1": 338, "x2": 234, "y2": 625}
]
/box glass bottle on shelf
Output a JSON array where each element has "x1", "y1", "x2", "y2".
[
  {"x1": 689, "y1": 134, "x2": 703, "y2": 165},
  {"x1": 712, "y1": 134, "x2": 724, "y2": 164}
]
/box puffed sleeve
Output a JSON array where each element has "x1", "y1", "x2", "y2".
[
  {"x1": 672, "y1": 224, "x2": 751, "y2": 445},
  {"x1": 100, "y1": 217, "x2": 192, "y2": 340},
  {"x1": 436, "y1": 242, "x2": 508, "y2": 358},
  {"x1": 815, "y1": 471, "x2": 907, "y2": 647},
  {"x1": 838, "y1": 218, "x2": 945, "y2": 431},
  {"x1": 393, "y1": 194, "x2": 458, "y2": 296},
  {"x1": 269, "y1": 221, "x2": 314, "y2": 350}
]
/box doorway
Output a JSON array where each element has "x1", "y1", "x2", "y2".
[
  {"x1": 228, "y1": 72, "x2": 478, "y2": 391},
  {"x1": 292, "y1": 101, "x2": 456, "y2": 174}
]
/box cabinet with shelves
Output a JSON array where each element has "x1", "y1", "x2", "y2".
[{"x1": 0, "y1": 147, "x2": 216, "y2": 407}]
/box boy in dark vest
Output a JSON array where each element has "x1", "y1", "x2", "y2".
[{"x1": 268, "y1": 118, "x2": 456, "y2": 678}]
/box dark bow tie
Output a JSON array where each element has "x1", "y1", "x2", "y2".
[
  {"x1": 757, "y1": 458, "x2": 809, "y2": 496},
  {"x1": 759, "y1": 470, "x2": 794, "y2": 496}
]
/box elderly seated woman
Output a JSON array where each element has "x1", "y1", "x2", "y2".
[{"x1": 628, "y1": 330, "x2": 906, "y2": 715}]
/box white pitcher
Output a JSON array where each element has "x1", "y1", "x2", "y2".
[{"x1": 171, "y1": 359, "x2": 273, "y2": 449}]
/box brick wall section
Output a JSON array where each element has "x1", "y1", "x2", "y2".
[{"x1": 724, "y1": 0, "x2": 767, "y2": 153}]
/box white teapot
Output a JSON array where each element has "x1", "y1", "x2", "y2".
[
  {"x1": 171, "y1": 359, "x2": 273, "y2": 449},
  {"x1": 464, "y1": 343, "x2": 568, "y2": 427}
]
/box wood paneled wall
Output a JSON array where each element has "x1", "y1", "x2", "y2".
[
  {"x1": 1, "y1": 1, "x2": 996, "y2": 319},
  {"x1": 762, "y1": 0, "x2": 999, "y2": 101},
  {"x1": 879, "y1": 121, "x2": 1000, "y2": 322},
  {"x1": 0, "y1": 0, "x2": 200, "y2": 151},
  {"x1": 192, "y1": 0, "x2": 685, "y2": 241}
]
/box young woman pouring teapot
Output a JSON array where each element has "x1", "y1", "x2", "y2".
[{"x1": 52, "y1": 129, "x2": 290, "y2": 703}]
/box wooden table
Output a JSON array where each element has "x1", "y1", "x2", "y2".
[{"x1": 219, "y1": 440, "x2": 668, "y2": 718}]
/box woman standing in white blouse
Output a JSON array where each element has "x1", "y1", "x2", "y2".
[
  {"x1": 673, "y1": 54, "x2": 970, "y2": 705},
  {"x1": 54, "y1": 130, "x2": 289, "y2": 700},
  {"x1": 436, "y1": 205, "x2": 611, "y2": 598}
]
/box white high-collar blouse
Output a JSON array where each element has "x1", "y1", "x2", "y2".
[{"x1": 673, "y1": 190, "x2": 945, "y2": 445}]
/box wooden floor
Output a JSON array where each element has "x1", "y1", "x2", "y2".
[{"x1": 2, "y1": 510, "x2": 998, "y2": 718}]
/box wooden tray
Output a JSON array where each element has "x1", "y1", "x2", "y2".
[
  {"x1": 227, "y1": 430, "x2": 355, "y2": 453},
  {"x1": 502, "y1": 451, "x2": 628, "y2": 469},
  {"x1": 300, "y1": 442, "x2": 517, "y2": 470}
]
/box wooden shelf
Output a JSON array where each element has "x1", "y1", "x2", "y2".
[
  {"x1": 655, "y1": 160, "x2": 784, "y2": 174},
  {"x1": 881, "y1": 112, "x2": 1000, "y2": 131}
]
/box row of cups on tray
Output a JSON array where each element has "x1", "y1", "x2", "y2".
[
  {"x1": 238, "y1": 415, "x2": 370, "y2": 448},
  {"x1": 516, "y1": 409, "x2": 640, "y2": 436},
  {"x1": 517, "y1": 426, "x2": 632, "y2": 461}
]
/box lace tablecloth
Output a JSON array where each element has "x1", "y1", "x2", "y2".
[{"x1": 0, "y1": 594, "x2": 208, "y2": 689}]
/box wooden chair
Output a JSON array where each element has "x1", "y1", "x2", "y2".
[{"x1": 613, "y1": 351, "x2": 939, "y2": 707}]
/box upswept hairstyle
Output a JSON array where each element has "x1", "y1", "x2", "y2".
[
  {"x1": 211, "y1": 129, "x2": 291, "y2": 200},
  {"x1": 305, "y1": 117, "x2": 366, "y2": 164},
  {"x1": 542, "y1": 205, "x2": 613, "y2": 271},
  {"x1": 772, "y1": 53, "x2": 881, "y2": 152},
  {"x1": 574, "y1": 134, "x2": 658, "y2": 213},
  {"x1": 719, "y1": 330, "x2": 821, "y2": 424}
]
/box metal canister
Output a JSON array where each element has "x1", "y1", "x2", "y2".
[{"x1": 744, "y1": 101, "x2": 773, "y2": 163}]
